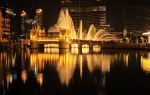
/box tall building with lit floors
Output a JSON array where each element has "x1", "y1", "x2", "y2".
[
  {"x1": 61, "y1": 0, "x2": 107, "y2": 31},
  {"x1": 35, "y1": 9, "x2": 43, "y2": 29},
  {"x1": 0, "y1": 10, "x2": 10, "y2": 41}
]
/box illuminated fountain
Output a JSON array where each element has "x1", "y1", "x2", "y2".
[
  {"x1": 30, "y1": 9, "x2": 117, "y2": 49},
  {"x1": 49, "y1": 9, "x2": 77, "y2": 39},
  {"x1": 49, "y1": 9, "x2": 116, "y2": 41}
]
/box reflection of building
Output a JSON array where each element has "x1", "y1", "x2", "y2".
[{"x1": 62, "y1": 0, "x2": 107, "y2": 30}]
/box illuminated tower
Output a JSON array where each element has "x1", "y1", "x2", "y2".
[
  {"x1": 21, "y1": 10, "x2": 27, "y2": 35},
  {"x1": 62, "y1": 0, "x2": 107, "y2": 31},
  {"x1": 35, "y1": 9, "x2": 43, "y2": 28}
]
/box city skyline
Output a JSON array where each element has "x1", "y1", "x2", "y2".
[
  {"x1": 2, "y1": 0, "x2": 150, "y2": 31},
  {"x1": 1, "y1": 1, "x2": 150, "y2": 95}
]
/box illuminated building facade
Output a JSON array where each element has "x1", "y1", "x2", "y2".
[
  {"x1": 20, "y1": 9, "x2": 44, "y2": 39},
  {"x1": 61, "y1": 0, "x2": 107, "y2": 31},
  {"x1": 0, "y1": 1, "x2": 17, "y2": 40},
  {"x1": 0, "y1": 10, "x2": 11, "y2": 41}
]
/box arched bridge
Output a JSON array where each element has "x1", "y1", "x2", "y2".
[{"x1": 30, "y1": 38, "x2": 104, "y2": 49}]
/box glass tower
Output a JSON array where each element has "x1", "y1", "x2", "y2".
[{"x1": 61, "y1": 0, "x2": 106, "y2": 31}]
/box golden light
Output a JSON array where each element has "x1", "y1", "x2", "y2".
[
  {"x1": 36, "y1": 73, "x2": 43, "y2": 86},
  {"x1": 82, "y1": 47, "x2": 89, "y2": 54},
  {"x1": 93, "y1": 46, "x2": 101, "y2": 53},
  {"x1": 57, "y1": 53, "x2": 76, "y2": 86},
  {"x1": 6, "y1": 8, "x2": 11, "y2": 14},
  {"x1": 141, "y1": 57, "x2": 150, "y2": 73},
  {"x1": 21, "y1": 10, "x2": 27, "y2": 17},
  {"x1": 36, "y1": 9, "x2": 42, "y2": 14},
  {"x1": 71, "y1": 48, "x2": 78, "y2": 54},
  {"x1": 21, "y1": 70, "x2": 27, "y2": 83},
  {"x1": 44, "y1": 48, "x2": 59, "y2": 53}
]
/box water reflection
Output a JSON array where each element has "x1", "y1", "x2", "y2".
[
  {"x1": 21, "y1": 69, "x2": 27, "y2": 83},
  {"x1": 141, "y1": 52, "x2": 150, "y2": 73},
  {"x1": 1, "y1": 49, "x2": 150, "y2": 95}
]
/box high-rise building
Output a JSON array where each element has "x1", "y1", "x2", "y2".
[
  {"x1": 107, "y1": 1, "x2": 150, "y2": 33},
  {"x1": 122, "y1": 7, "x2": 150, "y2": 33},
  {"x1": 0, "y1": 1, "x2": 16, "y2": 40},
  {"x1": 35, "y1": 9, "x2": 43, "y2": 28},
  {"x1": 61, "y1": 0, "x2": 107, "y2": 31},
  {"x1": 21, "y1": 10, "x2": 37, "y2": 38},
  {"x1": 21, "y1": 10, "x2": 28, "y2": 36}
]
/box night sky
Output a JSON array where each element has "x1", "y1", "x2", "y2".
[
  {"x1": 2, "y1": 0, "x2": 150, "y2": 31},
  {"x1": 4, "y1": 0, "x2": 61, "y2": 30}
]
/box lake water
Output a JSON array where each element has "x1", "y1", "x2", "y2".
[{"x1": 0, "y1": 48, "x2": 150, "y2": 95}]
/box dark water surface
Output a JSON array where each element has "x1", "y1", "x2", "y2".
[{"x1": 0, "y1": 48, "x2": 150, "y2": 95}]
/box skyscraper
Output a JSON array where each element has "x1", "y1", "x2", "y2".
[
  {"x1": 61, "y1": 0, "x2": 107, "y2": 31},
  {"x1": 107, "y1": 1, "x2": 150, "y2": 33},
  {"x1": 122, "y1": 7, "x2": 150, "y2": 33},
  {"x1": 35, "y1": 9, "x2": 43, "y2": 28},
  {"x1": 21, "y1": 10, "x2": 27, "y2": 33}
]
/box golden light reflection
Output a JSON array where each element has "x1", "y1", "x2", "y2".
[
  {"x1": 57, "y1": 53, "x2": 77, "y2": 86},
  {"x1": 44, "y1": 48, "x2": 59, "y2": 53},
  {"x1": 71, "y1": 44, "x2": 78, "y2": 48},
  {"x1": 21, "y1": 70, "x2": 27, "y2": 83},
  {"x1": 124, "y1": 54, "x2": 129, "y2": 67},
  {"x1": 27, "y1": 48, "x2": 117, "y2": 86},
  {"x1": 30, "y1": 54, "x2": 37, "y2": 70},
  {"x1": 0, "y1": 52, "x2": 17, "y2": 89},
  {"x1": 79, "y1": 55, "x2": 83, "y2": 78},
  {"x1": 82, "y1": 48, "x2": 89, "y2": 54},
  {"x1": 86, "y1": 54, "x2": 115, "y2": 74},
  {"x1": 86, "y1": 55, "x2": 94, "y2": 73},
  {"x1": 82, "y1": 45, "x2": 89, "y2": 48},
  {"x1": 36, "y1": 73, "x2": 43, "y2": 86},
  {"x1": 71, "y1": 48, "x2": 78, "y2": 54},
  {"x1": 30, "y1": 53, "x2": 59, "y2": 71},
  {"x1": 44, "y1": 44, "x2": 59, "y2": 48},
  {"x1": 141, "y1": 57, "x2": 150, "y2": 73},
  {"x1": 93, "y1": 47, "x2": 101, "y2": 53},
  {"x1": 6, "y1": 73, "x2": 11, "y2": 89}
]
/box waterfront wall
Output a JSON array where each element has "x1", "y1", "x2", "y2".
[{"x1": 1, "y1": 41, "x2": 150, "y2": 50}]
